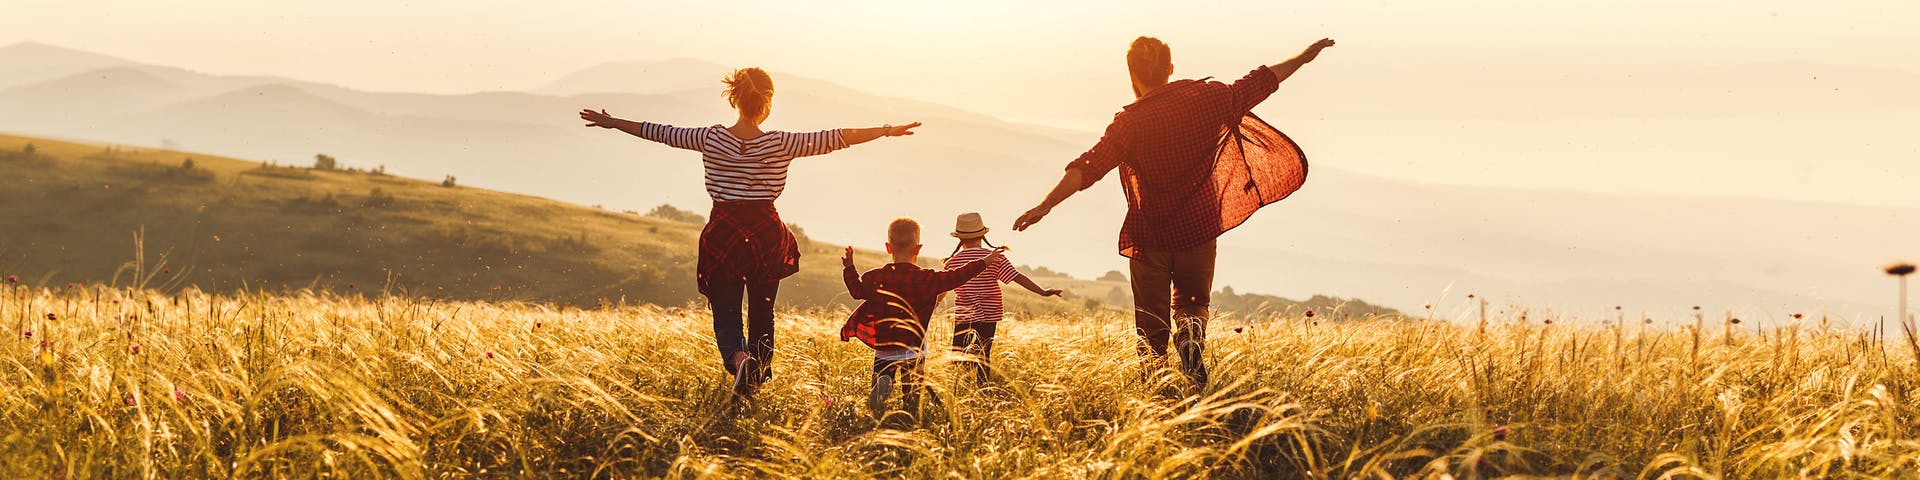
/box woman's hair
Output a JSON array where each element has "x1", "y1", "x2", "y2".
[
  {"x1": 723, "y1": 68, "x2": 775, "y2": 119},
  {"x1": 1127, "y1": 36, "x2": 1173, "y2": 87}
]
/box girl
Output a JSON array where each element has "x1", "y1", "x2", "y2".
[
  {"x1": 941, "y1": 212, "x2": 1062, "y2": 383},
  {"x1": 580, "y1": 67, "x2": 922, "y2": 399}
]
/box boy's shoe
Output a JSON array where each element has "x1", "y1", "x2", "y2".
[
  {"x1": 1177, "y1": 341, "x2": 1208, "y2": 389},
  {"x1": 868, "y1": 374, "x2": 894, "y2": 417},
  {"x1": 732, "y1": 356, "x2": 759, "y2": 398}
]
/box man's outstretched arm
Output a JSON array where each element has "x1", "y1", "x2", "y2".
[
  {"x1": 1013, "y1": 168, "x2": 1084, "y2": 231},
  {"x1": 1267, "y1": 38, "x2": 1337, "y2": 85}
]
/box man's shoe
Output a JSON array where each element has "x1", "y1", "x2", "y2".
[
  {"x1": 1177, "y1": 341, "x2": 1209, "y2": 389},
  {"x1": 868, "y1": 374, "x2": 894, "y2": 417}
]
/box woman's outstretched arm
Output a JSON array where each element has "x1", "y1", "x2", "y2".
[
  {"x1": 580, "y1": 109, "x2": 705, "y2": 151},
  {"x1": 842, "y1": 122, "x2": 922, "y2": 146},
  {"x1": 785, "y1": 122, "x2": 921, "y2": 158}
]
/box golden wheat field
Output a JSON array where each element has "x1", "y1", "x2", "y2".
[{"x1": 4, "y1": 282, "x2": 1917, "y2": 479}]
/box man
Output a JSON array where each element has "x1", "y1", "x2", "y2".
[{"x1": 1013, "y1": 36, "x2": 1335, "y2": 388}]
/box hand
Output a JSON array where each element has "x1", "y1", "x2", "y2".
[
  {"x1": 842, "y1": 246, "x2": 855, "y2": 268},
  {"x1": 884, "y1": 122, "x2": 923, "y2": 137},
  {"x1": 1040, "y1": 288, "x2": 1064, "y2": 297},
  {"x1": 985, "y1": 247, "x2": 1007, "y2": 264},
  {"x1": 1302, "y1": 38, "x2": 1336, "y2": 62},
  {"x1": 1012, "y1": 204, "x2": 1051, "y2": 231},
  {"x1": 580, "y1": 109, "x2": 618, "y2": 128}
]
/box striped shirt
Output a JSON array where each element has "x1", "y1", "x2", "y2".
[
  {"x1": 943, "y1": 247, "x2": 1023, "y2": 323},
  {"x1": 636, "y1": 122, "x2": 849, "y2": 202}
]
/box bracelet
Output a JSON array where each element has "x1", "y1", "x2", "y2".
[{"x1": 881, "y1": 124, "x2": 893, "y2": 136}]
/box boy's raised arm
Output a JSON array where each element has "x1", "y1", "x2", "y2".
[
  {"x1": 842, "y1": 247, "x2": 868, "y2": 300},
  {"x1": 932, "y1": 249, "x2": 1003, "y2": 291},
  {"x1": 1013, "y1": 274, "x2": 1064, "y2": 297}
]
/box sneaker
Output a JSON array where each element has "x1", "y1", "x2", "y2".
[
  {"x1": 1177, "y1": 341, "x2": 1208, "y2": 389},
  {"x1": 732, "y1": 356, "x2": 759, "y2": 398},
  {"x1": 868, "y1": 374, "x2": 894, "y2": 417}
]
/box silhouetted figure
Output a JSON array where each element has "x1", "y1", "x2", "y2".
[
  {"x1": 580, "y1": 68, "x2": 922, "y2": 400},
  {"x1": 1013, "y1": 36, "x2": 1334, "y2": 389}
]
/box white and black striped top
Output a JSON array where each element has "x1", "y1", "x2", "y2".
[{"x1": 637, "y1": 122, "x2": 848, "y2": 202}]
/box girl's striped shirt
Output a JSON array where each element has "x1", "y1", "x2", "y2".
[
  {"x1": 943, "y1": 247, "x2": 1024, "y2": 323},
  {"x1": 636, "y1": 122, "x2": 848, "y2": 202}
]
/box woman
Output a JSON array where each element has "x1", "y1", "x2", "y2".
[{"x1": 579, "y1": 67, "x2": 920, "y2": 399}]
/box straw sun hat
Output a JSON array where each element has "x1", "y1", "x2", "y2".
[{"x1": 950, "y1": 212, "x2": 990, "y2": 239}]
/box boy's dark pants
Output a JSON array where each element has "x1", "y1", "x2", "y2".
[
  {"x1": 952, "y1": 322, "x2": 999, "y2": 383},
  {"x1": 873, "y1": 356, "x2": 926, "y2": 409},
  {"x1": 1128, "y1": 240, "x2": 1216, "y2": 358}
]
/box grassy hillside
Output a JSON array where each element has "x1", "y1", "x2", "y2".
[
  {"x1": 0, "y1": 133, "x2": 1392, "y2": 317},
  {"x1": 4, "y1": 286, "x2": 1913, "y2": 478}
]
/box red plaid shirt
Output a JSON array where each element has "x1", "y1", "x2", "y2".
[
  {"x1": 839, "y1": 259, "x2": 993, "y2": 351},
  {"x1": 1068, "y1": 66, "x2": 1309, "y2": 258}
]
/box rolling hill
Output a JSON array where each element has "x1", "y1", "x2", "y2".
[{"x1": 0, "y1": 133, "x2": 1394, "y2": 318}]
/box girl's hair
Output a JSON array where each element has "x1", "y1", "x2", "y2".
[
  {"x1": 723, "y1": 68, "x2": 774, "y2": 119},
  {"x1": 947, "y1": 236, "x2": 998, "y2": 258}
]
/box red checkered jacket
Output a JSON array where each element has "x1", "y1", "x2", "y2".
[
  {"x1": 839, "y1": 259, "x2": 993, "y2": 351},
  {"x1": 1067, "y1": 66, "x2": 1309, "y2": 258}
]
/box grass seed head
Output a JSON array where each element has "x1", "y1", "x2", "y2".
[{"x1": 1888, "y1": 263, "x2": 1917, "y2": 276}]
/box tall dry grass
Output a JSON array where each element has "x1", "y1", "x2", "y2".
[{"x1": 4, "y1": 284, "x2": 1918, "y2": 478}]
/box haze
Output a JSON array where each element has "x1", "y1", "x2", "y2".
[{"x1": 3, "y1": 1, "x2": 1917, "y2": 321}]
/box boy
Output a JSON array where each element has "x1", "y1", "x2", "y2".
[
  {"x1": 841, "y1": 217, "x2": 1003, "y2": 418},
  {"x1": 943, "y1": 212, "x2": 1062, "y2": 384}
]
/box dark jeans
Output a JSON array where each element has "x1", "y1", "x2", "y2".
[
  {"x1": 1129, "y1": 239, "x2": 1216, "y2": 357},
  {"x1": 952, "y1": 322, "x2": 999, "y2": 383},
  {"x1": 873, "y1": 356, "x2": 926, "y2": 408},
  {"x1": 708, "y1": 279, "x2": 779, "y2": 381}
]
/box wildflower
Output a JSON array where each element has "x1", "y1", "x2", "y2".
[
  {"x1": 485, "y1": 351, "x2": 495, "y2": 359},
  {"x1": 4, "y1": 275, "x2": 15, "y2": 283},
  {"x1": 162, "y1": 267, "x2": 172, "y2": 275},
  {"x1": 1305, "y1": 309, "x2": 1316, "y2": 318},
  {"x1": 1492, "y1": 424, "x2": 1510, "y2": 441},
  {"x1": 124, "y1": 393, "x2": 138, "y2": 406},
  {"x1": 173, "y1": 390, "x2": 187, "y2": 403},
  {"x1": 22, "y1": 329, "x2": 30, "y2": 339},
  {"x1": 1887, "y1": 263, "x2": 1917, "y2": 276},
  {"x1": 45, "y1": 312, "x2": 56, "y2": 321},
  {"x1": 129, "y1": 344, "x2": 140, "y2": 354},
  {"x1": 347, "y1": 283, "x2": 356, "y2": 289},
  {"x1": 1233, "y1": 327, "x2": 1244, "y2": 333},
  {"x1": 1731, "y1": 318, "x2": 1742, "y2": 325}
]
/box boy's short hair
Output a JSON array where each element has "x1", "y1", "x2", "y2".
[
  {"x1": 887, "y1": 217, "x2": 920, "y2": 247},
  {"x1": 1128, "y1": 36, "x2": 1172, "y2": 87}
]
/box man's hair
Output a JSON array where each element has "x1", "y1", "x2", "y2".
[
  {"x1": 722, "y1": 67, "x2": 774, "y2": 119},
  {"x1": 887, "y1": 217, "x2": 920, "y2": 247},
  {"x1": 1127, "y1": 36, "x2": 1173, "y2": 87}
]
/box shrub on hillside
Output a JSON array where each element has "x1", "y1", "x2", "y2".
[
  {"x1": 645, "y1": 204, "x2": 705, "y2": 224},
  {"x1": 363, "y1": 187, "x2": 396, "y2": 208},
  {"x1": 313, "y1": 154, "x2": 338, "y2": 171},
  {"x1": 442, "y1": 175, "x2": 458, "y2": 188}
]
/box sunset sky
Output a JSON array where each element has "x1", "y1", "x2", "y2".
[{"x1": 7, "y1": 0, "x2": 1919, "y2": 207}]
